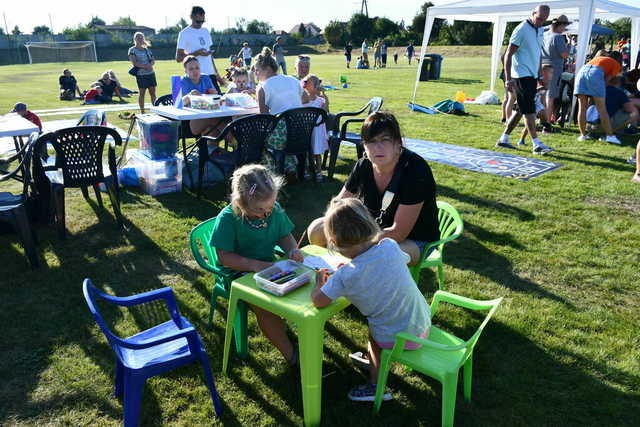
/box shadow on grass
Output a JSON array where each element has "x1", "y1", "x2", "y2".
[
  {"x1": 549, "y1": 150, "x2": 634, "y2": 173},
  {"x1": 439, "y1": 184, "x2": 535, "y2": 221},
  {"x1": 427, "y1": 77, "x2": 483, "y2": 85}
]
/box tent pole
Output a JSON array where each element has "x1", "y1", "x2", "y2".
[{"x1": 411, "y1": 9, "x2": 434, "y2": 106}]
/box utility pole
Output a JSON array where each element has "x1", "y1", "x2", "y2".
[
  {"x1": 361, "y1": 0, "x2": 369, "y2": 16},
  {"x1": 49, "y1": 13, "x2": 54, "y2": 36},
  {"x1": 3, "y1": 12, "x2": 9, "y2": 36}
]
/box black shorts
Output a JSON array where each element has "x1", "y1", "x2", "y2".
[
  {"x1": 136, "y1": 73, "x2": 157, "y2": 89},
  {"x1": 381, "y1": 54, "x2": 387, "y2": 64},
  {"x1": 345, "y1": 53, "x2": 352, "y2": 61},
  {"x1": 209, "y1": 74, "x2": 222, "y2": 94},
  {"x1": 514, "y1": 77, "x2": 537, "y2": 115}
]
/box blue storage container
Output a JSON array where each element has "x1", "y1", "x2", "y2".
[{"x1": 136, "y1": 113, "x2": 179, "y2": 160}]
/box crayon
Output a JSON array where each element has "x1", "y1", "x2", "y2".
[
  {"x1": 268, "y1": 270, "x2": 294, "y2": 281},
  {"x1": 274, "y1": 273, "x2": 296, "y2": 284}
]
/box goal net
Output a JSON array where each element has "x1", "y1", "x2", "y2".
[{"x1": 24, "y1": 41, "x2": 97, "y2": 64}]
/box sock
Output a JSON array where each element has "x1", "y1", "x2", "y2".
[
  {"x1": 501, "y1": 133, "x2": 510, "y2": 141},
  {"x1": 532, "y1": 138, "x2": 542, "y2": 146},
  {"x1": 518, "y1": 138, "x2": 525, "y2": 144}
]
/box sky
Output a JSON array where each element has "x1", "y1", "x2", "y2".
[{"x1": 1, "y1": 0, "x2": 429, "y2": 35}]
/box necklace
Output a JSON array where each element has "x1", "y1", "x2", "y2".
[{"x1": 245, "y1": 217, "x2": 268, "y2": 229}]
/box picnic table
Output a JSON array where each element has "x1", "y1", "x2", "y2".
[
  {"x1": 222, "y1": 245, "x2": 350, "y2": 427},
  {"x1": 0, "y1": 114, "x2": 40, "y2": 182}
]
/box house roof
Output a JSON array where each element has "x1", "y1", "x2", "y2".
[{"x1": 288, "y1": 23, "x2": 322, "y2": 35}]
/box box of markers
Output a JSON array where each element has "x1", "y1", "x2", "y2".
[{"x1": 255, "y1": 260, "x2": 314, "y2": 296}]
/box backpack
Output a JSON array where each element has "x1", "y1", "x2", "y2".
[{"x1": 432, "y1": 99, "x2": 467, "y2": 115}]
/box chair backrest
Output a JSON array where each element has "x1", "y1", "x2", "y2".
[
  {"x1": 154, "y1": 94, "x2": 174, "y2": 106},
  {"x1": 277, "y1": 107, "x2": 327, "y2": 155},
  {"x1": 82, "y1": 279, "x2": 123, "y2": 350},
  {"x1": 189, "y1": 216, "x2": 219, "y2": 274},
  {"x1": 0, "y1": 132, "x2": 37, "y2": 197},
  {"x1": 435, "y1": 201, "x2": 464, "y2": 251},
  {"x1": 226, "y1": 114, "x2": 279, "y2": 166},
  {"x1": 367, "y1": 97, "x2": 384, "y2": 115},
  {"x1": 430, "y1": 291, "x2": 503, "y2": 366},
  {"x1": 77, "y1": 109, "x2": 107, "y2": 127},
  {"x1": 46, "y1": 126, "x2": 122, "y2": 188}
]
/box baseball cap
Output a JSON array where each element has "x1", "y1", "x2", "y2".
[{"x1": 12, "y1": 102, "x2": 27, "y2": 112}]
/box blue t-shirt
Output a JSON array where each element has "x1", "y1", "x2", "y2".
[
  {"x1": 180, "y1": 74, "x2": 214, "y2": 96},
  {"x1": 587, "y1": 85, "x2": 629, "y2": 122},
  {"x1": 509, "y1": 20, "x2": 544, "y2": 78}
]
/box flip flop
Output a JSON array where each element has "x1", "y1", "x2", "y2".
[{"x1": 349, "y1": 351, "x2": 370, "y2": 371}]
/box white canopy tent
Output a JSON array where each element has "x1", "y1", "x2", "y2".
[{"x1": 412, "y1": 0, "x2": 640, "y2": 104}]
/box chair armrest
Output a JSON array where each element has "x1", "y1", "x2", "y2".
[
  {"x1": 430, "y1": 290, "x2": 502, "y2": 316},
  {"x1": 190, "y1": 240, "x2": 217, "y2": 274},
  {"x1": 119, "y1": 326, "x2": 198, "y2": 350},
  {"x1": 417, "y1": 233, "x2": 462, "y2": 265},
  {"x1": 340, "y1": 118, "x2": 365, "y2": 140}
]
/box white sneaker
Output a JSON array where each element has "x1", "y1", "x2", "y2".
[
  {"x1": 577, "y1": 135, "x2": 593, "y2": 141},
  {"x1": 533, "y1": 143, "x2": 554, "y2": 155},
  {"x1": 604, "y1": 135, "x2": 622, "y2": 145}
]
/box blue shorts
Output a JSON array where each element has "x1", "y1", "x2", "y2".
[
  {"x1": 409, "y1": 239, "x2": 436, "y2": 256},
  {"x1": 575, "y1": 64, "x2": 605, "y2": 98}
]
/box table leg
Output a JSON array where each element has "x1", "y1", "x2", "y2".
[
  {"x1": 222, "y1": 292, "x2": 239, "y2": 374},
  {"x1": 12, "y1": 136, "x2": 25, "y2": 182},
  {"x1": 297, "y1": 319, "x2": 325, "y2": 427}
]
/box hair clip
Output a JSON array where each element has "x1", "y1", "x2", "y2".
[{"x1": 249, "y1": 183, "x2": 257, "y2": 195}]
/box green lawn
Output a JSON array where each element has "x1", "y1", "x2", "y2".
[{"x1": 0, "y1": 52, "x2": 638, "y2": 426}]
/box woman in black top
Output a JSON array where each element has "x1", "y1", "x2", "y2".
[
  {"x1": 344, "y1": 42, "x2": 353, "y2": 68},
  {"x1": 97, "y1": 71, "x2": 125, "y2": 102},
  {"x1": 307, "y1": 111, "x2": 439, "y2": 265}
]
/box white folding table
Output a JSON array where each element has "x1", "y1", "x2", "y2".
[{"x1": 0, "y1": 114, "x2": 40, "y2": 182}]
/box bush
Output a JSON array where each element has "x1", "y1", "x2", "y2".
[
  {"x1": 289, "y1": 33, "x2": 304, "y2": 45},
  {"x1": 324, "y1": 21, "x2": 348, "y2": 47}
]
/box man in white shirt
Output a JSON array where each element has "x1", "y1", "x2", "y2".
[
  {"x1": 176, "y1": 6, "x2": 225, "y2": 93},
  {"x1": 361, "y1": 39, "x2": 369, "y2": 67}
]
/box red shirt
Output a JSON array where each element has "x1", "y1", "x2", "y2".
[
  {"x1": 22, "y1": 110, "x2": 42, "y2": 131},
  {"x1": 85, "y1": 88, "x2": 99, "y2": 101}
]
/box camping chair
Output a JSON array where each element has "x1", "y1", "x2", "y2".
[
  {"x1": 152, "y1": 94, "x2": 201, "y2": 189},
  {"x1": 196, "y1": 114, "x2": 278, "y2": 197},
  {"x1": 34, "y1": 127, "x2": 125, "y2": 238},
  {"x1": 82, "y1": 279, "x2": 223, "y2": 426},
  {"x1": 0, "y1": 132, "x2": 39, "y2": 268},
  {"x1": 323, "y1": 97, "x2": 384, "y2": 178},
  {"x1": 273, "y1": 107, "x2": 327, "y2": 180},
  {"x1": 77, "y1": 109, "x2": 107, "y2": 127},
  {"x1": 409, "y1": 201, "x2": 464, "y2": 290},
  {"x1": 373, "y1": 291, "x2": 503, "y2": 427}
]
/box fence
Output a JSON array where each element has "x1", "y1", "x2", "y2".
[{"x1": 0, "y1": 33, "x2": 325, "y2": 65}]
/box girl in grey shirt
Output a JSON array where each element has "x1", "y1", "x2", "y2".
[
  {"x1": 128, "y1": 32, "x2": 157, "y2": 112},
  {"x1": 312, "y1": 197, "x2": 431, "y2": 402}
]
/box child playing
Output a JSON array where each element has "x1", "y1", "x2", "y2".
[
  {"x1": 311, "y1": 197, "x2": 431, "y2": 402},
  {"x1": 226, "y1": 67, "x2": 255, "y2": 95},
  {"x1": 210, "y1": 164, "x2": 304, "y2": 365},
  {"x1": 83, "y1": 84, "x2": 105, "y2": 105},
  {"x1": 59, "y1": 69, "x2": 83, "y2": 100},
  {"x1": 11, "y1": 102, "x2": 42, "y2": 131},
  {"x1": 301, "y1": 74, "x2": 329, "y2": 182}
]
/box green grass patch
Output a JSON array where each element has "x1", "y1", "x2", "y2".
[{"x1": 0, "y1": 52, "x2": 638, "y2": 426}]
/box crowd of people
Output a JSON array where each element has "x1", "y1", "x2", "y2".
[
  {"x1": 344, "y1": 40, "x2": 416, "y2": 69},
  {"x1": 496, "y1": 4, "x2": 640, "y2": 183}
]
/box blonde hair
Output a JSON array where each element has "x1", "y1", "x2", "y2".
[
  {"x1": 105, "y1": 69, "x2": 121, "y2": 87},
  {"x1": 324, "y1": 197, "x2": 380, "y2": 250},
  {"x1": 133, "y1": 31, "x2": 151, "y2": 47},
  {"x1": 230, "y1": 164, "x2": 285, "y2": 217},
  {"x1": 302, "y1": 74, "x2": 321, "y2": 90},
  {"x1": 255, "y1": 47, "x2": 278, "y2": 73}
]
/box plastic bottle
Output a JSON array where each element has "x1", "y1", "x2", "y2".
[{"x1": 455, "y1": 91, "x2": 466, "y2": 103}]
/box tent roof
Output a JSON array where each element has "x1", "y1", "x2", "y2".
[{"x1": 428, "y1": 0, "x2": 640, "y2": 22}]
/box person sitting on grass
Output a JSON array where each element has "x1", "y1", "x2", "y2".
[
  {"x1": 95, "y1": 71, "x2": 125, "y2": 102},
  {"x1": 585, "y1": 75, "x2": 639, "y2": 138},
  {"x1": 311, "y1": 197, "x2": 431, "y2": 402},
  {"x1": 83, "y1": 83, "x2": 111, "y2": 105},
  {"x1": 59, "y1": 69, "x2": 83, "y2": 100},
  {"x1": 11, "y1": 102, "x2": 42, "y2": 131},
  {"x1": 209, "y1": 164, "x2": 304, "y2": 366}
]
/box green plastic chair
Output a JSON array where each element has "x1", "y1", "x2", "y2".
[
  {"x1": 190, "y1": 217, "x2": 249, "y2": 358},
  {"x1": 373, "y1": 291, "x2": 503, "y2": 427},
  {"x1": 409, "y1": 201, "x2": 464, "y2": 290}
]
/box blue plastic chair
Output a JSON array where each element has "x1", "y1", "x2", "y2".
[{"x1": 82, "y1": 279, "x2": 223, "y2": 426}]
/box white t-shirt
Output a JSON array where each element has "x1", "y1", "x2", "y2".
[
  {"x1": 362, "y1": 42, "x2": 369, "y2": 54},
  {"x1": 241, "y1": 47, "x2": 252, "y2": 59},
  {"x1": 177, "y1": 26, "x2": 215, "y2": 75},
  {"x1": 260, "y1": 74, "x2": 303, "y2": 115}
]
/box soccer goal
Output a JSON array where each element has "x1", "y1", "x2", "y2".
[{"x1": 24, "y1": 41, "x2": 98, "y2": 64}]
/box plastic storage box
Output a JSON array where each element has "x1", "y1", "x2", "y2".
[
  {"x1": 255, "y1": 260, "x2": 315, "y2": 296},
  {"x1": 125, "y1": 149, "x2": 183, "y2": 196},
  {"x1": 187, "y1": 94, "x2": 221, "y2": 110},
  {"x1": 136, "y1": 113, "x2": 179, "y2": 160}
]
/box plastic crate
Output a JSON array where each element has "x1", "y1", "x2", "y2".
[
  {"x1": 255, "y1": 260, "x2": 314, "y2": 296},
  {"x1": 136, "y1": 113, "x2": 179, "y2": 160}
]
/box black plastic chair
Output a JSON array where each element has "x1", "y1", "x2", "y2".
[
  {"x1": 197, "y1": 114, "x2": 278, "y2": 197},
  {"x1": 274, "y1": 107, "x2": 328, "y2": 180},
  {"x1": 153, "y1": 94, "x2": 201, "y2": 189},
  {"x1": 323, "y1": 96, "x2": 384, "y2": 178},
  {"x1": 0, "y1": 132, "x2": 39, "y2": 268},
  {"x1": 34, "y1": 126, "x2": 125, "y2": 238}
]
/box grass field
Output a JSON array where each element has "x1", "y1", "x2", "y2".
[{"x1": 0, "y1": 51, "x2": 639, "y2": 426}]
